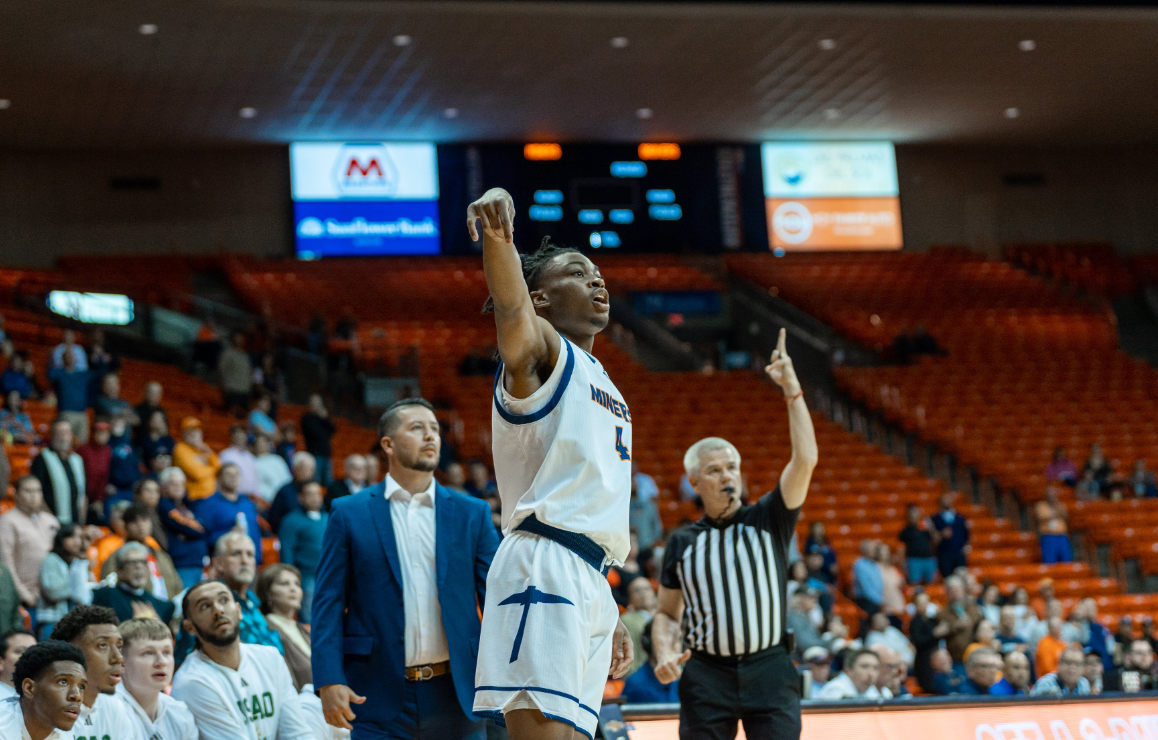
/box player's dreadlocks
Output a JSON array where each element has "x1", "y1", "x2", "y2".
[{"x1": 481, "y1": 236, "x2": 580, "y2": 314}]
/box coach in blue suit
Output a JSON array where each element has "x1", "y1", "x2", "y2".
[{"x1": 313, "y1": 398, "x2": 500, "y2": 740}]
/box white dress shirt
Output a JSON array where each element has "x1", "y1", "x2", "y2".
[{"x1": 385, "y1": 473, "x2": 449, "y2": 667}]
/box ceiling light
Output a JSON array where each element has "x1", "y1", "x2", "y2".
[
  {"x1": 138, "y1": 23, "x2": 158, "y2": 35},
  {"x1": 818, "y1": 39, "x2": 836, "y2": 51},
  {"x1": 610, "y1": 36, "x2": 629, "y2": 49},
  {"x1": 239, "y1": 107, "x2": 257, "y2": 119},
  {"x1": 0, "y1": 99, "x2": 9, "y2": 110},
  {"x1": 1004, "y1": 107, "x2": 1020, "y2": 119},
  {"x1": 393, "y1": 34, "x2": 412, "y2": 47},
  {"x1": 443, "y1": 108, "x2": 458, "y2": 119},
  {"x1": 636, "y1": 108, "x2": 653, "y2": 120},
  {"x1": 824, "y1": 108, "x2": 841, "y2": 120},
  {"x1": 1018, "y1": 39, "x2": 1036, "y2": 51}
]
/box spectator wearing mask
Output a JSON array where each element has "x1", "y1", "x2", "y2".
[
  {"x1": 629, "y1": 471, "x2": 663, "y2": 550},
  {"x1": 138, "y1": 409, "x2": 175, "y2": 471},
  {"x1": 1033, "y1": 648, "x2": 1091, "y2": 695},
  {"x1": 897, "y1": 504, "x2": 937, "y2": 585},
  {"x1": 115, "y1": 617, "x2": 197, "y2": 740},
  {"x1": 106, "y1": 418, "x2": 141, "y2": 504},
  {"x1": 622, "y1": 622, "x2": 679, "y2": 704},
  {"x1": 76, "y1": 421, "x2": 113, "y2": 522},
  {"x1": 218, "y1": 332, "x2": 253, "y2": 416},
  {"x1": 0, "y1": 629, "x2": 37, "y2": 699},
  {"x1": 1046, "y1": 446, "x2": 1078, "y2": 486},
  {"x1": 870, "y1": 645, "x2": 909, "y2": 698},
  {"x1": 1036, "y1": 487, "x2": 1072, "y2": 564},
  {"x1": 248, "y1": 394, "x2": 278, "y2": 440},
  {"x1": 132, "y1": 382, "x2": 165, "y2": 447},
  {"x1": 300, "y1": 393, "x2": 335, "y2": 485},
  {"x1": 632, "y1": 460, "x2": 659, "y2": 502},
  {"x1": 254, "y1": 432, "x2": 292, "y2": 505},
  {"x1": 930, "y1": 492, "x2": 970, "y2": 578},
  {"x1": 0, "y1": 476, "x2": 60, "y2": 625},
  {"x1": 36, "y1": 524, "x2": 92, "y2": 640},
  {"x1": 157, "y1": 467, "x2": 207, "y2": 589},
  {"x1": 277, "y1": 481, "x2": 327, "y2": 624},
  {"x1": 852, "y1": 539, "x2": 884, "y2": 620},
  {"x1": 1104, "y1": 639, "x2": 1156, "y2": 692},
  {"x1": 172, "y1": 417, "x2": 221, "y2": 502},
  {"x1": 0, "y1": 639, "x2": 88, "y2": 739},
  {"x1": 48, "y1": 350, "x2": 91, "y2": 445},
  {"x1": 172, "y1": 581, "x2": 312, "y2": 740},
  {"x1": 620, "y1": 578, "x2": 657, "y2": 677},
  {"x1": 269, "y1": 451, "x2": 316, "y2": 535},
  {"x1": 864, "y1": 612, "x2": 914, "y2": 667},
  {"x1": 953, "y1": 647, "x2": 1003, "y2": 695},
  {"x1": 192, "y1": 463, "x2": 263, "y2": 565},
  {"x1": 218, "y1": 425, "x2": 259, "y2": 500},
  {"x1": 49, "y1": 605, "x2": 143, "y2": 737},
  {"x1": 1036, "y1": 617, "x2": 1074, "y2": 677},
  {"x1": 0, "y1": 390, "x2": 37, "y2": 444},
  {"x1": 91, "y1": 542, "x2": 175, "y2": 623},
  {"x1": 31, "y1": 420, "x2": 86, "y2": 525},
  {"x1": 990, "y1": 650, "x2": 1032, "y2": 696},
  {"x1": 937, "y1": 575, "x2": 981, "y2": 664},
  {"x1": 804, "y1": 521, "x2": 839, "y2": 582},
  {"x1": 464, "y1": 459, "x2": 497, "y2": 498},
  {"x1": 92, "y1": 374, "x2": 136, "y2": 427},
  {"x1": 1129, "y1": 459, "x2": 1158, "y2": 498},
  {"x1": 801, "y1": 647, "x2": 832, "y2": 698},
  {"x1": 324, "y1": 453, "x2": 367, "y2": 512},
  {"x1": 255, "y1": 564, "x2": 314, "y2": 692},
  {"x1": 50, "y1": 330, "x2": 87, "y2": 371},
  {"x1": 814, "y1": 649, "x2": 891, "y2": 700}
]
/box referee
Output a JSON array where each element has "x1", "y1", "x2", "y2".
[{"x1": 653, "y1": 329, "x2": 818, "y2": 740}]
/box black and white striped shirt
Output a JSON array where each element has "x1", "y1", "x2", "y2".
[{"x1": 660, "y1": 485, "x2": 800, "y2": 657}]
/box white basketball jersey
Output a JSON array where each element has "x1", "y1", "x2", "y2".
[{"x1": 492, "y1": 335, "x2": 631, "y2": 565}]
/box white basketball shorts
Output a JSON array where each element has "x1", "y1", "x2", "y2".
[{"x1": 474, "y1": 529, "x2": 618, "y2": 740}]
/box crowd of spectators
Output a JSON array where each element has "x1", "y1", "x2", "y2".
[{"x1": 1046, "y1": 443, "x2": 1158, "y2": 500}]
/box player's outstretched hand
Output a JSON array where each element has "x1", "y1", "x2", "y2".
[
  {"x1": 654, "y1": 649, "x2": 691, "y2": 684},
  {"x1": 765, "y1": 328, "x2": 802, "y2": 398},
  {"x1": 320, "y1": 683, "x2": 366, "y2": 730},
  {"x1": 609, "y1": 618, "x2": 635, "y2": 679},
  {"x1": 467, "y1": 187, "x2": 516, "y2": 244}
]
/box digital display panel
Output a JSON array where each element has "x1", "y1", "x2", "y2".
[
  {"x1": 48, "y1": 292, "x2": 134, "y2": 325},
  {"x1": 289, "y1": 142, "x2": 440, "y2": 258},
  {"x1": 761, "y1": 142, "x2": 902, "y2": 251}
]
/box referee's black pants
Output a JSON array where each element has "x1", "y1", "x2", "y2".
[{"x1": 677, "y1": 646, "x2": 801, "y2": 740}]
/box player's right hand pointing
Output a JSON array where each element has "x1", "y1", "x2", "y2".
[
  {"x1": 467, "y1": 187, "x2": 516, "y2": 244},
  {"x1": 654, "y1": 649, "x2": 691, "y2": 684},
  {"x1": 320, "y1": 683, "x2": 366, "y2": 730}
]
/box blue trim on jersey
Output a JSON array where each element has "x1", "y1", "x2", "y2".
[
  {"x1": 493, "y1": 338, "x2": 575, "y2": 425},
  {"x1": 475, "y1": 685, "x2": 600, "y2": 721}
]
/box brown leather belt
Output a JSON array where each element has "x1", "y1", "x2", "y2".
[{"x1": 405, "y1": 661, "x2": 450, "y2": 682}]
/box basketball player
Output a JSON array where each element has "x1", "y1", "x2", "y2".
[{"x1": 467, "y1": 187, "x2": 633, "y2": 740}]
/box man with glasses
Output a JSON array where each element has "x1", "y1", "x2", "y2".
[
  {"x1": 1032, "y1": 648, "x2": 1091, "y2": 695},
  {"x1": 91, "y1": 542, "x2": 176, "y2": 623},
  {"x1": 953, "y1": 647, "x2": 1002, "y2": 695},
  {"x1": 1104, "y1": 639, "x2": 1156, "y2": 693}
]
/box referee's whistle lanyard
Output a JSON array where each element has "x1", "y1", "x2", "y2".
[{"x1": 206, "y1": 656, "x2": 265, "y2": 740}]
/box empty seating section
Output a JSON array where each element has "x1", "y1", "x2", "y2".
[
  {"x1": 1004, "y1": 242, "x2": 1138, "y2": 297},
  {"x1": 727, "y1": 249, "x2": 1158, "y2": 629}
]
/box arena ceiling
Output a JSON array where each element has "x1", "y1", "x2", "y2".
[{"x1": 2, "y1": 1, "x2": 1158, "y2": 148}]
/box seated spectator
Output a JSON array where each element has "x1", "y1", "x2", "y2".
[
  {"x1": 1045, "y1": 446, "x2": 1079, "y2": 486},
  {"x1": 100, "y1": 503, "x2": 182, "y2": 600},
  {"x1": 814, "y1": 649, "x2": 891, "y2": 700},
  {"x1": 93, "y1": 501, "x2": 131, "y2": 577},
  {"x1": 864, "y1": 612, "x2": 914, "y2": 666},
  {"x1": 107, "y1": 417, "x2": 142, "y2": 504},
  {"x1": 1084, "y1": 649, "x2": 1104, "y2": 694},
  {"x1": 1036, "y1": 487, "x2": 1072, "y2": 564},
  {"x1": 255, "y1": 564, "x2": 313, "y2": 691},
  {"x1": 897, "y1": 504, "x2": 936, "y2": 585},
  {"x1": 218, "y1": 332, "x2": 253, "y2": 416},
  {"x1": 30, "y1": 420, "x2": 86, "y2": 525},
  {"x1": 77, "y1": 420, "x2": 113, "y2": 521},
  {"x1": 978, "y1": 584, "x2": 1002, "y2": 624},
  {"x1": 247, "y1": 394, "x2": 278, "y2": 440},
  {"x1": 172, "y1": 581, "x2": 312, "y2": 738},
  {"x1": 254, "y1": 432, "x2": 292, "y2": 505},
  {"x1": 323, "y1": 453, "x2": 366, "y2": 512},
  {"x1": 206, "y1": 532, "x2": 282, "y2": 654},
  {"x1": 876, "y1": 543, "x2": 905, "y2": 624},
  {"x1": 1082, "y1": 443, "x2": 1114, "y2": 496},
  {"x1": 193, "y1": 463, "x2": 263, "y2": 565},
  {"x1": 990, "y1": 650, "x2": 1032, "y2": 695},
  {"x1": 300, "y1": 394, "x2": 335, "y2": 484},
  {"x1": 788, "y1": 590, "x2": 832, "y2": 660},
  {"x1": 172, "y1": 417, "x2": 221, "y2": 502},
  {"x1": 92, "y1": 542, "x2": 176, "y2": 623},
  {"x1": 609, "y1": 532, "x2": 644, "y2": 608},
  {"x1": 632, "y1": 460, "x2": 659, "y2": 502},
  {"x1": 996, "y1": 606, "x2": 1029, "y2": 654},
  {"x1": 365, "y1": 453, "x2": 380, "y2": 486},
  {"x1": 18, "y1": 356, "x2": 48, "y2": 403},
  {"x1": 801, "y1": 646, "x2": 832, "y2": 698},
  {"x1": 1128, "y1": 459, "x2": 1158, "y2": 498},
  {"x1": 116, "y1": 617, "x2": 197, "y2": 740},
  {"x1": 1143, "y1": 618, "x2": 1158, "y2": 656},
  {"x1": 0, "y1": 629, "x2": 36, "y2": 699},
  {"x1": 964, "y1": 619, "x2": 1001, "y2": 662},
  {"x1": 1035, "y1": 616, "x2": 1073, "y2": 678},
  {"x1": 787, "y1": 560, "x2": 809, "y2": 601},
  {"x1": 92, "y1": 373, "x2": 137, "y2": 427},
  {"x1": 1104, "y1": 639, "x2": 1156, "y2": 692},
  {"x1": 1113, "y1": 616, "x2": 1135, "y2": 664},
  {"x1": 464, "y1": 459, "x2": 497, "y2": 498},
  {"x1": 909, "y1": 591, "x2": 941, "y2": 693},
  {"x1": 132, "y1": 381, "x2": 165, "y2": 447},
  {"x1": 36, "y1": 524, "x2": 92, "y2": 639},
  {"x1": 930, "y1": 648, "x2": 966, "y2": 695},
  {"x1": 277, "y1": 481, "x2": 327, "y2": 624},
  {"x1": 911, "y1": 325, "x2": 942, "y2": 355},
  {"x1": 1075, "y1": 468, "x2": 1100, "y2": 501},
  {"x1": 804, "y1": 521, "x2": 839, "y2": 582},
  {"x1": 218, "y1": 425, "x2": 259, "y2": 499},
  {"x1": 50, "y1": 330, "x2": 87, "y2": 371},
  {"x1": 621, "y1": 578, "x2": 656, "y2": 677},
  {"x1": 870, "y1": 645, "x2": 909, "y2": 698},
  {"x1": 952, "y1": 647, "x2": 1002, "y2": 695},
  {"x1": 938, "y1": 575, "x2": 981, "y2": 664},
  {"x1": 0, "y1": 475, "x2": 59, "y2": 626},
  {"x1": 276, "y1": 421, "x2": 297, "y2": 467},
  {"x1": 852, "y1": 539, "x2": 884, "y2": 619},
  {"x1": 138, "y1": 409, "x2": 175, "y2": 470},
  {"x1": 157, "y1": 467, "x2": 207, "y2": 589},
  {"x1": 629, "y1": 473, "x2": 663, "y2": 550},
  {"x1": 268, "y1": 451, "x2": 315, "y2": 536},
  {"x1": 440, "y1": 461, "x2": 467, "y2": 494},
  {"x1": 622, "y1": 621, "x2": 679, "y2": 704},
  {"x1": 1074, "y1": 598, "x2": 1114, "y2": 671},
  {"x1": 0, "y1": 390, "x2": 37, "y2": 445},
  {"x1": 0, "y1": 639, "x2": 88, "y2": 738},
  {"x1": 1033, "y1": 648, "x2": 1091, "y2": 695},
  {"x1": 1009, "y1": 586, "x2": 1038, "y2": 637},
  {"x1": 0, "y1": 354, "x2": 32, "y2": 400}
]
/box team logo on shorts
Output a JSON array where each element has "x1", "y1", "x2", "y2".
[{"x1": 499, "y1": 586, "x2": 573, "y2": 663}]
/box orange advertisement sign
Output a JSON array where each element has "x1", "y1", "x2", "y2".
[
  {"x1": 626, "y1": 698, "x2": 1158, "y2": 740},
  {"x1": 766, "y1": 197, "x2": 902, "y2": 251}
]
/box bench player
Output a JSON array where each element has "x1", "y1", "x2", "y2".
[{"x1": 467, "y1": 188, "x2": 633, "y2": 740}]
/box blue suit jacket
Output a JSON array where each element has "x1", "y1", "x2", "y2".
[{"x1": 311, "y1": 480, "x2": 500, "y2": 723}]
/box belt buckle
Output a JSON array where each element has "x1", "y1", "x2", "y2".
[{"x1": 414, "y1": 665, "x2": 434, "y2": 681}]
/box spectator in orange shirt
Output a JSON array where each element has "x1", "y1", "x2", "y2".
[
  {"x1": 92, "y1": 500, "x2": 130, "y2": 579},
  {"x1": 172, "y1": 417, "x2": 220, "y2": 501},
  {"x1": 1036, "y1": 616, "x2": 1072, "y2": 678}
]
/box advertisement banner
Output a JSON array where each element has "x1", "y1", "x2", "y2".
[{"x1": 766, "y1": 197, "x2": 902, "y2": 250}]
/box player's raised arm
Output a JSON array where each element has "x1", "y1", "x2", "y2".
[
  {"x1": 469, "y1": 188, "x2": 559, "y2": 396},
  {"x1": 767, "y1": 328, "x2": 818, "y2": 508}
]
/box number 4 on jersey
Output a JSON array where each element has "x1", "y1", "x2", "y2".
[{"x1": 615, "y1": 426, "x2": 631, "y2": 461}]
